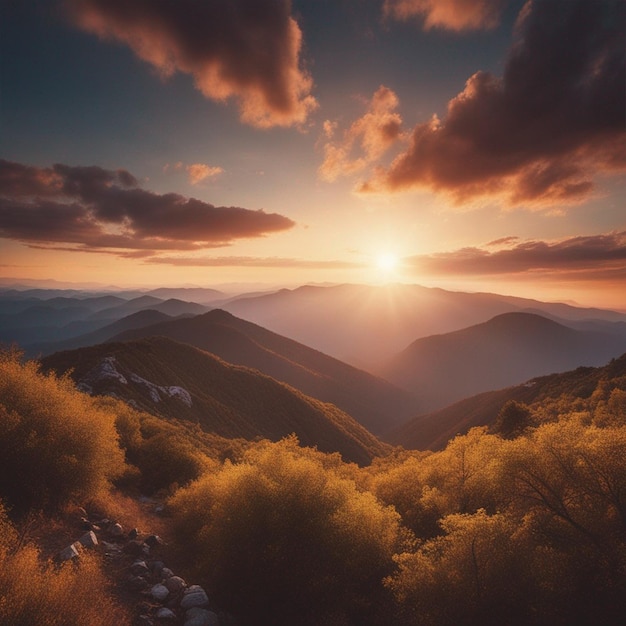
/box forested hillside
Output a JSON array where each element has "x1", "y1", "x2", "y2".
[
  {"x1": 393, "y1": 352, "x2": 626, "y2": 450},
  {"x1": 1, "y1": 348, "x2": 625, "y2": 625},
  {"x1": 111, "y1": 308, "x2": 415, "y2": 434},
  {"x1": 41, "y1": 337, "x2": 388, "y2": 465}
]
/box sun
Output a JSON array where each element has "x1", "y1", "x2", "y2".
[{"x1": 375, "y1": 253, "x2": 399, "y2": 272}]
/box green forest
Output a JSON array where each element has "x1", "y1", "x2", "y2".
[{"x1": 1, "y1": 348, "x2": 625, "y2": 625}]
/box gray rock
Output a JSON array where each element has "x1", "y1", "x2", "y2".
[
  {"x1": 101, "y1": 540, "x2": 122, "y2": 555},
  {"x1": 127, "y1": 575, "x2": 150, "y2": 591},
  {"x1": 77, "y1": 530, "x2": 98, "y2": 548},
  {"x1": 151, "y1": 583, "x2": 170, "y2": 602},
  {"x1": 155, "y1": 607, "x2": 177, "y2": 621},
  {"x1": 180, "y1": 585, "x2": 209, "y2": 610},
  {"x1": 130, "y1": 559, "x2": 150, "y2": 576},
  {"x1": 165, "y1": 576, "x2": 186, "y2": 593},
  {"x1": 184, "y1": 607, "x2": 219, "y2": 626},
  {"x1": 161, "y1": 567, "x2": 175, "y2": 579},
  {"x1": 123, "y1": 539, "x2": 145, "y2": 556},
  {"x1": 109, "y1": 522, "x2": 124, "y2": 536},
  {"x1": 58, "y1": 542, "x2": 80, "y2": 561},
  {"x1": 145, "y1": 534, "x2": 163, "y2": 547}
]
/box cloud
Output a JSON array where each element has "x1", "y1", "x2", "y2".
[
  {"x1": 319, "y1": 86, "x2": 403, "y2": 182},
  {"x1": 146, "y1": 256, "x2": 363, "y2": 269},
  {"x1": 64, "y1": 0, "x2": 317, "y2": 128},
  {"x1": 384, "y1": 0, "x2": 506, "y2": 31},
  {"x1": 362, "y1": 0, "x2": 626, "y2": 207},
  {"x1": 404, "y1": 231, "x2": 626, "y2": 278},
  {"x1": 186, "y1": 163, "x2": 224, "y2": 185},
  {"x1": 0, "y1": 159, "x2": 294, "y2": 257}
]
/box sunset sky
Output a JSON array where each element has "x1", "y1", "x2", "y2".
[{"x1": 1, "y1": 0, "x2": 625, "y2": 309}]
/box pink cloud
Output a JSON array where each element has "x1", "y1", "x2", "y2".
[
  {"x1": 65, "y1": 0, "x2": 317, "y2": 128},
  {"x1": 319, "y1": 86, "x2": 403, "y2": 182},
  {"x1": 404, "y1": 231, "x2": 626, "y2": 277},
  {"x1": 146, "y1": 256, "x2": 363, "y2": 269},
  {"x1": 0, "y1": 159, "x2": 294, "y2": 256},
  {"x1": 384, "y1": 0, "x2": 506, "y2": 31},
  {"x1": 186, "y1": 163, "x2": 224, "y2": 185},
  {"x1": 362, "y1": 0, "x2": 626, "y2": 207}
]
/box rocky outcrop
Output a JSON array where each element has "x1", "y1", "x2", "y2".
[{"x1": 59, "y1": 507, "x2": 231, "y2": 626}]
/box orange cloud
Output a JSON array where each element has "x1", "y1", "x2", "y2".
[
  {"x1": 65, "y1": 0, "x2": 317, "y2": 128},
  {"x1": 404, "y1": 232, "x2": 626, "y2": 277},
  {"x1": 186, "y1": 163, "x2": 224, "y2": 185},
  {"x1": 146, "y1": 256, "x2": 363, "y2": 269},
  {"x1": 363, "y1": 1, "x2": 626, "y2": 207},
  {"x1": 384, "y1": 0, "x2": 505, "y2": 31},
  {"x1": 0, "y1": 159, "x2": 294, "y2": 257},
  {"x1": 319, "y1": 86, "x2": 403, "y2": 182}
]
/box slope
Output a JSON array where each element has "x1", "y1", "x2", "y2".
[
  {"x1": 110, "y1": 309, "x2": 415, "y2": 435},
  {"x1": 379, "y1": 312, "x2": 626, "y2": 412},
  {"x1": 221, "y1": 283, "x2": 626, "y2": 368},
  {"x1": 29, "y1": 309, "x2": 174, "y2": 356},
  {"x1": 391, "y1": 352, "x2": 626, "y2": 451},
  {"x1": 41, "y1": 337, "x2": 389, "y2": 465}
]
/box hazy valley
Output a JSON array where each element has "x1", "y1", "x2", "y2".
[{"x1": 2, "y1": 281, "x2": 626, "y2": 626}]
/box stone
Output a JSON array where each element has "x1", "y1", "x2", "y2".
[
  {"x1": 184, "y1": 607, "x2": 219, "y2": 626},
  {"x1": 130, "y1": 559, "x2": 150, "y2": 576},
  {"x1": 128, "y1": 527, "x2": 139, "y2": 540},
  {"x1": 160, "y1": 567, "x2": 175, "y2": 579},
  {"x1": 151, "y1": 583, "x2": 169, "y2": 602},
  {"x1": 137, "y1": 615, "x2": 154, "y2": 625},
  {"x1": 155, "y1": 607, "x2": 177, "y2": 621},
  {"x1": 58, "y1": 542, "x2": 80, "y2": 561},
  {"x1": 145, "y1": 534, "x2": 163, "y2": 547},
  {"x1": 101, "y1": 541, "x2": 122, "y2": 555},
  {"x1": 151, "y1": 560, "x2": 165, "y2": 576},
  {"x1": 123, "y1": 539, "x2": 145, "y2": 556},
  {"x1": 127, "y1": 575, "x2": 150, "y2": 591},
  {"x1": 180, "y1": 585, "x2": 209, "y2": 610},
  {"x1": 109, "y1": 522, "x2": 124, "y2": 536},
  {"x1": 77, "y1": 530, "x2": 98, "y2": 548},
  {"x1": 164, "y1": 576, "x2": 186, "y2": 593}
]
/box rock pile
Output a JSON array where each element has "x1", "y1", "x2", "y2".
[{"x1": 58, "y1": 508, "x2": 228, "y2": 626}]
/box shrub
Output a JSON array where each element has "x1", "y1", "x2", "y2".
[
  {"x1": 0, "y1": 353, "x2": 125, "y2": 511},
  {"x1": 0, "y1": 545, "x2": 129, "y2": 626},
  {"x1": 169, "y1": 437, "x2": 411, "y2": 625}
]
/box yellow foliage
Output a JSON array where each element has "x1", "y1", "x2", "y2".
[
  {"x1": 169, "y1": 436, "x2": 411, "y2": 625},
  {"x1": 0, "y1": 353, "x2": 125, "y2": 511},
  {"x1": 0, "y1": 545, "x2": 129, "y2": 626}
]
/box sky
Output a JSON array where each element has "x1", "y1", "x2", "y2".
[{"x1": 1, "y1": 0, "x2": 625, "y2": 309}]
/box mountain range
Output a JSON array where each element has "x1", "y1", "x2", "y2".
[
  {"x1": 391, "y1": 352, "x2": 626, "y2": 451},
  {"x1": 4, "y1": 282, "x2": 626, "y2": 457},
  {"x1": 379, "y1": 311, "x2": 626, "y2": 411},
  {"x1": 220, "y1": 283, "x2": 626, "y2": 368},
  {"x1": 108, "y1": 308, "x2": 415, "y2": 435},
  {"x1": 41, "y1": 336, "x2": 388, "y2": 465}
]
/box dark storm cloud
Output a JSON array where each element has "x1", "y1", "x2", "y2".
[
  {"x1": 0, "y1": 159, "x2": 295, "y2": 255},
  {"x1": 64, "y1": 0, "x2": 317, "y2": 128},
  {"x1": 405, "y1": 232, "x2": 626, "y2": 276},
  {"x1": 363, "y1": 0, "x2": 626, "y2": 207}
]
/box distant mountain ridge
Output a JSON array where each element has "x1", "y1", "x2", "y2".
[
  {"x1": 41, "y1": 337, "x2": 389, "y2": 465},
  {"x1": 111, "y1": 309, "x2": 415, "y2": 435},
  {"x1": 379, "y1": 312, "x2": 626, "y2": 412},
  {"x1": 220, "y1": 283, "x2": 626, "y2": 367},
  {"x1": 0, "y1": 290, "x2": 211, "y2": 351},
  {"x1": 391, "y1": 351, "x2": 626, "y2": 451}
]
